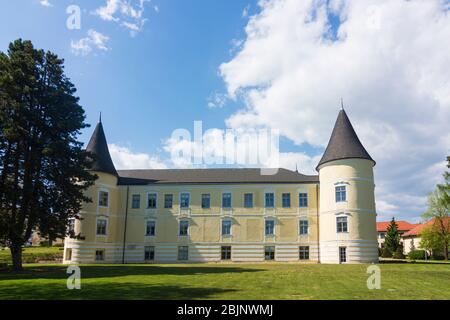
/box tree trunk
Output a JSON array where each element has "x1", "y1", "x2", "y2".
[
  {"x1": 445, "y1": 242, "x2": 449, "y2": 261},
  {"x1": 10, "y1": 244, "x2": 23, "y2": 272}
]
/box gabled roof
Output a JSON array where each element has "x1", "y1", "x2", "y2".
[
  {"x1": 316, "y1": 109, "x2": 375, "y2": 170},
  {"x1": 86, "y1": 120, "x2": 117, "y2": 176},
  {"x1": 376, "y1": 221, "x2": 418, "y2": 232},
  {"x1": 117, "y1": 168, "x2": 319, "y2": 185},
  {"x1": 402, "y1": 217, "x2": 450, "y2": 237}
]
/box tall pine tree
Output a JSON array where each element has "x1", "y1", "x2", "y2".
[
  {"x1": 384, "y1": 218, "x2": 401, "y2": 256},
  {"x1": 0, "y1": 39, "x2": 96, "y2": 271}
]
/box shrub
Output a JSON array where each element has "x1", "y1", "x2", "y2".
[
  {"x1": 408, "y1": 250, "x2": 428, "y2": 260},
  {"x1": 393, "y1": 246, "x2": 405, "y2": 259},
  {"x1": 381, "y1": 247, "x2": 392, "y2": 258},
  {"x1": 431, "y1": 254, "x2": 445, "y2": 260}
]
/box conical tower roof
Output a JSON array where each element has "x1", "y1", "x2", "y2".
[
  {"x1": 86, "y1": 118, "x2": 117, "y2": 176},
  {"x1": 316, "y1": 109, "x2": 375, "y2": 170}
]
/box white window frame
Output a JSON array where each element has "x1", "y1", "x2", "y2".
[
  {"x1": 98, "y1": 188, "x2": 109, "y2": 208},
  {"x1": 145, "y1": 219, "x2": 156, "y2": 237},
  {"x1": 221, "y1": 219, "x2": 232, "y2": 236},
  {"x1": 147, "y1": 192, "x2": 158, "y2": 209},
  {"x1": 265, "y1": 219, "x2": 275, "y2": 236},
  {"x1": 336, "y1": 215, "x2": 349, "y2": 233},
  {"x1": 298, "y1": 192, "x2": 308, "y2": 208},
  {"x1": 339, "y1": 246, "x2": 347, "y2": 263},
  {"x1": 243, "y1": 193, "x2": 254, "y2": 208},
  {"x1": 95, "y1": 217, "x2": 108, "y2": 236},
  {"x1": 179, "y1": 220, "x2": 189, "y2": 236},
  {"x1": 299, "y1": 219, "x2": 309, "y2": 235},
  {"x1": 180, "y1": 192, "x2": 190, "y2": 209},
  {"x1": 335, "y1": 185, "x2": 347, "y2": 203},
  {"x1": 281, "y1": 193, "x2": 291, "y2": 208}
]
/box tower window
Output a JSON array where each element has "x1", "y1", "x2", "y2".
[
  {"x1": 339, "y1": 247, "x2": 347, "y2": 263},
  {"x1": 335, "y1": 186, "x2": 347, "y2": 202},
  {"x1": 98, "y1": 190, "x2": 109, "y2": 207},
  {"x1": 336, "y1": 216, "x2": 348, "y2": 233}
]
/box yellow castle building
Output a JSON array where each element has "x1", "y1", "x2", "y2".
[{"x1": 63, "y1": 110, "x2": 378, "y2": 264}]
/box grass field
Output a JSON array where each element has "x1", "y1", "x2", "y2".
[{"x1": 0, "y1": 262, "x2": 449, "y2": 300}]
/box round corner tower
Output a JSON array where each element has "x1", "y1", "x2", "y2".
[
  {"x1": 63, "y1": 117, "x2": 120, "y2": 264},
  {"x1": 317, "y1": 109, "x2": 378, "y2": 264}
]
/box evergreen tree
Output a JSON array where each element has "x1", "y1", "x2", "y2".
[
  {"x1": 384, "y1": 218, "x2": 401, "y2": 255},
  {"x1": 0, "y1": 39, "x2": 96, "y2": 271}
]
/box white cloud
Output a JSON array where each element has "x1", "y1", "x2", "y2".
[
  {"x1": 71, "y1": 29, "x2": 109, "y2": 56},
  {"x1": 109, "y1": 144, "x2": 168, "y2": 169},
  {"x1": 93, "y1": 0, "x2": 150, "y2": 36},
  {"x1": 218, "y1": 0, "x2": 450, "y2": 220},
  {"x1": 207, "y1": 92, "x2": 228, "y2": 109},
  {"x1": 39, "y1": 0, "x2": 52, "y2": 7}
]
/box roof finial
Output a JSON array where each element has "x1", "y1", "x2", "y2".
[
  {"x1": 340, "y1": 98, "x2": 344, "y2": 110},
  {"x1": 99, "y1": 112, "x2": 102, "y2": 123}
]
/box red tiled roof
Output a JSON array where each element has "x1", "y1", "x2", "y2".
[
  {"x1": 402, "y1": 217, "x2": 450, "y2": 237},
  {"x1": 376, "y1": 220, "x2": 418, "y2": 232}
]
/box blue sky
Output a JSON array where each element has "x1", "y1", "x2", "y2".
[{"x1": 1, "y1": 0, "x2": 449, "y2": 222}]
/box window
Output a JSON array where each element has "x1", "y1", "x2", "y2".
[
  {"x1": 201, "y1": 194, "x2": 211, "y2": 209},
  {"x1": 299, "y1": 193, "x2": 308, "y2": 207},
  {"x1": 264, "y1": 246, "x2": 275, "y2": 260},
  {"x1": 98, "y1": 190, "x2": 109, "y2": 207},
  {"x1": 95, "y1": 249, "x2": 104, "y2": 261},
  {"x1": 222, "y1": 193, "x2": 232, "y2": 208},
  {"x1": 265, "y1": 193, "x2": 274, "y2": 208},
  {"x1": 335, "y1": 186, "x2": 347, "y2": 202},
  {"x1": 337, "y1": 216, "x2": 348, "y2": 233},
  {"x1": 147, "y1": 193, "x2": 157, "y2": 208},
  {"x1": 222, "y1": 220, "x2": 232, "y2": 236},
  {"x1": 221, "y1": 246, "x2": 231, "y2": 260},
  {"x1": 179, "y1": 220, "x2": 189, "y2": 236},
  {"x1": 144, "y1": 246, "x2": 155, "y2": 261},
  {"x1": 180, "y1": 193, "x2": 190, "y2": 208},
  {"x1": 299, "y1": 246, "x2": 309, "y2": 260},
  {"x1": 164, "y1": 194, "x2": 173, "y2": 208},
  {"x1": 339, "y1": 247, "x2": 347, "y2": 263},
  {"x1": 244, "y1": 193, "x2": 253, "y2": 208},
  {"x1": 65, "y1": 248, "x2": 72, "y2": 261},
  {"x1": 131, "y1": 194, "x2": 140, "y2": 209},
  {"x1": 265, "y1": 220, "x2": 275, "y2": 236},
  {"x1": 379, "y1": 232, "x2": 386, "y2": 239},
  {"x1": 96, "y1": 219, "x2": 107, "y2": 235},
  {"x1": 146, "y1": 220, "x2": 156, "y2": 236},
  {"x1": 299, "y1": 220, "x2": 308, "y2": 235},
  {"x1": 282, "y1": 193, "x2": 291, "y2": 208},
  {"x1": 67, "y1": 218, "x2": 75, "y2": 234},
  {"x1": 178, "y1": 246, "x2": 189, "y2": 261}
]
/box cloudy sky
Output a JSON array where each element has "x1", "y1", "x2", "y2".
[{"x1": 0, "y1": 0, "x2": 449, "y2": 222}]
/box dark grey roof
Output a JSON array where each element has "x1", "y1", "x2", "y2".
[
  {"x1": 117, "y1": 168, "x2": 318, "y2": 185},
  {"x1": 86, "y1": 121, "x2": 118, "y2": 176},
  {"x1": 316, "y1": 109, "x2": 375, "y2": 170}
]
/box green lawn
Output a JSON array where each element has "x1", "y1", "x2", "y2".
[{"x1": 0, "y1": 262, "x2": 449, "y2": 300}]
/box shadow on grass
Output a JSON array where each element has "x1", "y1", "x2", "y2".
[
  {"x1": 0, "y1": 264, "x2": 263, "y2": 281},
  {"x1": 0, "y1": 282, "x2": 238, "y2": 300}
]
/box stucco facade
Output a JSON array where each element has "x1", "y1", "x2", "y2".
[{"x1": 63, "y1": 109, "x2": 379, "y2": 264}]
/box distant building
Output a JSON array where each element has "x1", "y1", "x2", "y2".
[
  {"x1": 376, "y1": 221, "x2": 417, "y2": 249},
  {"x1": 402, "y1": 217, "x2": 450, "y2": 255}
]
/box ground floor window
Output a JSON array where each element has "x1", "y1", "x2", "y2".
[
  {"x1": 144, "y1": 246, "x2": 155, "y2": 261},
  {"x1": 95, "y1": 249, "x2": 105, "y2": 261},
  {"x1": 178, "y1": 246, "x2": 189, "y2": 261},
  {"x1": 299, "y1": 246, "x2": 309, "y2": 260},
  {"x1": 264, "y1": 246, "x2": 275, "y2": 260},
  {"x1": 221, "y1": 246, "x2": 231, "y2": 260},
  {"x1": 65, "y1": 248, "x2": 72, "y2": 261},
  {"x1": 339, "y1": 247, "x2": 347, "y2": 263}
]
